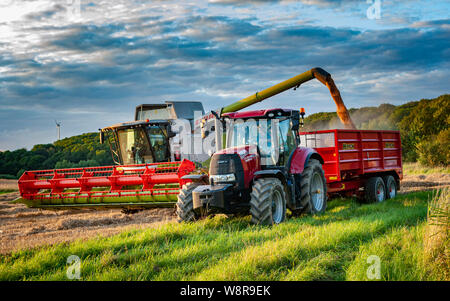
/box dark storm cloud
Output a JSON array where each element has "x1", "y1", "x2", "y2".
[
  {"x1": 2, "y1": 15, "x2": 449, "y2": 107},
  {"x1": 25, "y1": 4, "x2": 66, "y2": 21},
  {"x1": 0, "y1": 54, "x2": 15, "y2": 67},
  {"x1": 209, "y1": 0, "x2": 362, "y2": 7},
  {"x1": 51, "y1": 24, "x2": 137, "y2": 51},
  {"x1": 411, "y1": 19, "x2": 450, "y2": 28}
]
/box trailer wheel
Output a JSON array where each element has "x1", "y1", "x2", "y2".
[
  {"x1": 250, "y1": 178, "x2": 286, "y2": 225},
  {"x1": 365, "y1": 177, "x2": 386, "y2": 203},
  {"x1": 294, "y1": 159, "x2": 327, "y2": 215},
  {"x1": 383, "y1": 175, "x2": 397, "y2": 199},
  {"x1": 176, "y1": 182, "x2": 199, "y2": 223}
]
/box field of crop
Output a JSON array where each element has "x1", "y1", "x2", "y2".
[{"x1": 0, "y1": 163, "x2": 448, "y2": 281}]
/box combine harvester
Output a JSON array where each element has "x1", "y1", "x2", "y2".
[
  {"x1": 15, "y1": 68, "x2": 402, "y2": 220},
  {"x1": 16, "y1": 101, "x2": 207, "y2": 210},
  {"x1": 15, "y1": 101, "x2": 206, "y2": 210}
]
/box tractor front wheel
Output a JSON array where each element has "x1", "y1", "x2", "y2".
[
  {"x1": 250, "y1": 178, "x2": 286, "y2": 225},
  {"x1": 176, "y1": 182, "x2": 199, "y2": 223}
]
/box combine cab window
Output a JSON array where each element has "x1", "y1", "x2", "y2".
[
  {"x1": 147, "y1": 126, "x2": 169, "y2": 162},
  {"x1": 117, "y1": 128, "x2": 154, "y2": 164}
]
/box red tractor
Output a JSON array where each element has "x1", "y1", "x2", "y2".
[{"x1": 178, "y1": 108, "x2": 330, "y2": 224}]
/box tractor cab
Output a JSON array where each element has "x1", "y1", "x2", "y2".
[
  {"x1": 180, "y1": 108, "x2": 324, "y2": 224},
  {"x1": 223, "y1": 108, "x2": 301, "y2": 167}
]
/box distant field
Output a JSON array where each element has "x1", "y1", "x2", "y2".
[
  {"x1": 0, "y1": 189, "x2": 16, "y2": 195},
  {"x1": 0, "y1": 179, "x2": 18, "y2": 191},
  {"x1": 403, "y1": 162, "x2": 450, "y2": 176},
  {"x1": 0, "y1": 190, "x2": 443, "y2": 281}
]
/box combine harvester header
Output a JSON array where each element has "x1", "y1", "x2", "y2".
[{"x1": 15, "y1": 160, "x2": 195, "y2": 209}]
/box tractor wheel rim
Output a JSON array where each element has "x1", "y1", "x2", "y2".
[
  {"x1": 389, "y1": 182, "x2": 396, "y2": 198},
  {"x1": 376, "y1": 182, "x2": 385, "y2": 202},
  {"x1": 271, "y1": 189, "x2": 283, "y2": 224},
  {"x1": 311, "y1": 172, "x2": 324, "y2": 211}
]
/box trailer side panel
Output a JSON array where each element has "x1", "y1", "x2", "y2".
[{"x1": 300, "y1": 129, "x2": 402, "y2": 194}]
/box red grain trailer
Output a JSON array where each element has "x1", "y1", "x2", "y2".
[{"x1": 300, "y1": 129, "x2": 402, "y2": 200}]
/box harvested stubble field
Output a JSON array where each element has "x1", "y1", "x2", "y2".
[
  {"x1": 0, "y1": 163, "x2": 448, "y2": 280},
  {"x1": 0, "y1": 187, "x2": 175, "y2": 254}
]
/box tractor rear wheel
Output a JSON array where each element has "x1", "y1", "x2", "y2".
[
  {"x1": 365, "y1": 176, "x2": 386, "y2": 203},
  {"x1": 383, "y1": 175, "x2": 397, "y2": 199},
  {"x1": 294, "y1": 159, "x2": 327, "y2": 215},
  {"x1": 250, "y1": 178, "x2": 286, "y2": 225},
  {"x1": 176, "y1": 182, "x2": 199, "y2": 223}
]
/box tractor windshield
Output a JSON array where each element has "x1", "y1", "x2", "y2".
[
  {"x1": 228, "y1": 118, "x2": 296, "y2": 166},
  {"x1": 229, "y1": 120, "x2": 264, "y2": 153},
  {"x1": 117, "y1": 127, "x2": 154, "y2": 164}
]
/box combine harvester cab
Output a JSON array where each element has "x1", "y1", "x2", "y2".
[{"x1": 15, "y1": 160, "x2": 195, "y2": 209}]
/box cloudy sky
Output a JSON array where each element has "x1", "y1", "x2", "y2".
[{"x1": 0, "y1": 0, "x2": 449, "y2": 150}]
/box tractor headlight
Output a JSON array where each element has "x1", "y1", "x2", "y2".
[{"x1": 209, "y1": 173, "x2": 236, "y2": 183}]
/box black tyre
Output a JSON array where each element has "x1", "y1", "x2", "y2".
[
  {"x1": 365, "y1": 177, "x2": 386, "y2": 203},
  {"x1": 250, "y1": 178, "x2": 286, "y2": 225},
  {"x1": 176, "y1": 182, "x2": 199, "y2": 223},
  {"x1": 383, "y1": 175, "x2": 397, "y2": 199},
  {"x1": 295, "y1": 159, "x2": 327, "y2": 215}
]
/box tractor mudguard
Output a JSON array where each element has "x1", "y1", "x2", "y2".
[
  {"x1": 180, "y1": 174, "x2": 209, "y2": 184},
  {"x1": 288, "y1": 147, "x2": 324, "y2": 174},
  {"x1": 254, "y1": 169, "x2": 287, "y2": 184}
]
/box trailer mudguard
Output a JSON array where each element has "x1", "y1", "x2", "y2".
[{"x1": 288, "y1": 147, "x2": 324, "y2": 174}]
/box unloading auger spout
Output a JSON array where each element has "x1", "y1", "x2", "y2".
[{"x1": 219, "y1": 67, "x2": 356, "y2": 129}]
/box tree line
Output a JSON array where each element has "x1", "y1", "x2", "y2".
[
  {"x1": 0, "y1": 133, "x2": 114, "y2": 179},
  {"x1": 0, "y1": 94, "x2": 448, "y2": 179}
]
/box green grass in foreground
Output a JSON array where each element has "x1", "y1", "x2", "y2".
[
  {"x1": 0, "y1": 191, "x2": 439, "y2": 281},
  {"x1": 0, "y1": 189, "x2": 16, "y2": 195}
]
